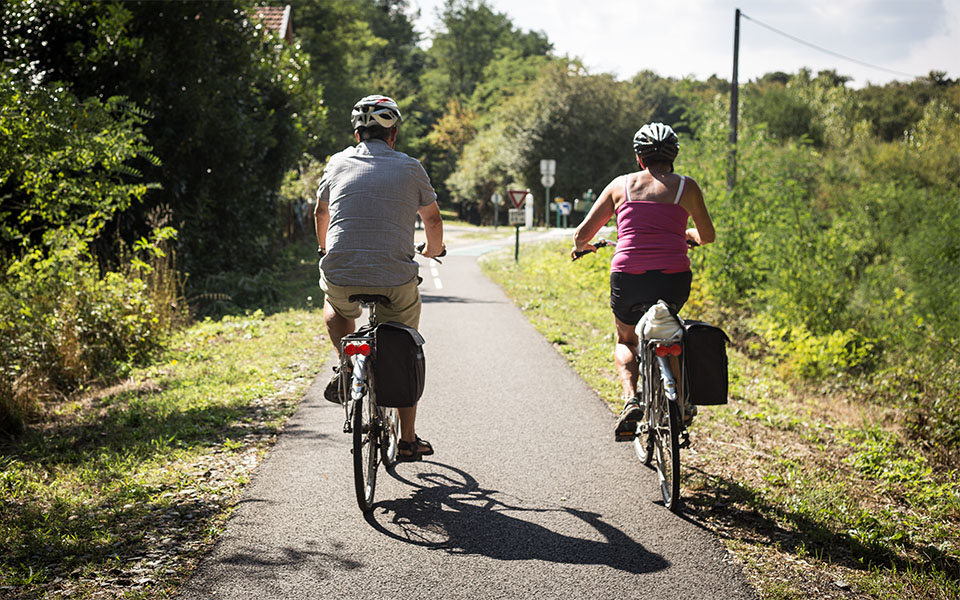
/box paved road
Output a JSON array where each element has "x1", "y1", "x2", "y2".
[{"x1": 178, "y1": 244, "x2": 756, "y2": 599}]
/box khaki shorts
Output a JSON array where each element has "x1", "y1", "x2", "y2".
[{"x1": 320, "y1": 273, "x2": 421, "y2": 329}]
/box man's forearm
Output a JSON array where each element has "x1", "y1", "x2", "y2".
[
  {"x1": 423, "y1": 217, "x2": 443, "y2": 252},
  {"x1": 315, "y1": 203, "x2": 329, "y2": 247}
]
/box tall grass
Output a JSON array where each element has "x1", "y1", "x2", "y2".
[{"x1": 0, "y1": 228, "x2": 185, "y2": 435}]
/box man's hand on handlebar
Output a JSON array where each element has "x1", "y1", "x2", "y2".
[{"x1": 416, "y1": 242, "x2": 447, "y2": 263}]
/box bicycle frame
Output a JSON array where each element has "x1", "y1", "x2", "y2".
[
  {"x1": 639, "y1": 338, "x2": 684, "y2": 428},
  {"x1": 339, "y1": 301, "x2": 379, "y2": 434},
  {"x1": 637, "y1": 336, "x2": 685, "y2": 512},
  {"x1": 340, "y1": 329, "x2": 375, "y2": 434}
]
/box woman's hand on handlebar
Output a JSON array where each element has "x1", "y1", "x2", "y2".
[
  {"x1": 571, "y1": 238, "x2": 612, "y2": 261},
  {"x1": 570, "y1": 243, "x2": 596, "y2": 261}
]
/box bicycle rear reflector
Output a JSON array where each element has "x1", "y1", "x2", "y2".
[
  {"x1": 655, "y1": 344, "x2": 682, "y2": 357},
  {"x1": 344, "y1": 342, "x2": 371, "y2": 356}
]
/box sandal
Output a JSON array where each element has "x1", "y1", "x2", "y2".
[
  {"x1": 323, "y1": 368, "x2": 343, "y2": 404},
  {"x1": 614, "y1": 396, "x2": 644, "y2": 442},
  {"x1": 397, "y1": 436, "x2": 434, "y2": 462}
]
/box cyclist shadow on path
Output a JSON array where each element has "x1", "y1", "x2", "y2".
[{"x1": 366, "y1": 461, "x2": 669, "y2": 575}]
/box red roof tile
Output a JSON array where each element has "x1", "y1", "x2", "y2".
[{"x1": 252, "y1": 5, "x2": 292, "y2": 41}]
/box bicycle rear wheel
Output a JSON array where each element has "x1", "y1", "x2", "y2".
[
  {"x1": 353, "y1": 388, "x2": 380, "y2": 512},
  {"x1": 652, "y1": 377, "x2": 681, "y2": 511}
]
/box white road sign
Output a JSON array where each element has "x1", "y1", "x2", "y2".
[
  {"x1": 540, "y1": 174, "x2": 555, "y2": 188},
  {"x1": 540, "y1": 159, "x2": 556, "y2": 175}
]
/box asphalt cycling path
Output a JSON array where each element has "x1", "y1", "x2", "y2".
[{"x1": 178, "y1": 233, "x2": 756, "y2": 599}]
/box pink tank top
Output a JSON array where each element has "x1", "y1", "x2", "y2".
[{"x1": 611, "y1": 174, "x2": 690, "y2": 274}]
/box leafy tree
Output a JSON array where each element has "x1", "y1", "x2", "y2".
[
  {"x1": 293, "y1": 0, "x2": 425, "y2": 156},
  {"x1": 421, "y1": 0, "x2": 551, "y2": 108},
  {"x1": 448, "y1": 60, "x2": 659, "y2": 224},
  {"x1": 853, "y1": 71, "x2": 957, "y2": 141},
  {"x1": 2, "y1": 0, "x2": 319, "y2": 282},
  {"x1": 0, "y1": 71, "x2": 177, "y2": 432},
  {"x1": 743, "y1": 83, "x2": 823, "y2": 144},
  {"x1": 0, "y1": 76, "x2": 156, "y2": 254}
]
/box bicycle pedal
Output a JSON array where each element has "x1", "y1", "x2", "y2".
[
  {"x1": 614, "y1": 432, "x2": 637, "y2": 442},
  {"x1": 343, "y1": 421, "x2": 352, "y2": 434},
  {"x1": 679, "y1": 433, "x2": 690, "y2": 449}
]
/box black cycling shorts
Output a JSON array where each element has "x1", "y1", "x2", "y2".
[{"x1": 609, "y1": 270, "x2": 693, "y2": 325}]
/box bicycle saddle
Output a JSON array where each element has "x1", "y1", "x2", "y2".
[{"x1": 349, "y1": 294, "x2": 391, "y2": 305}]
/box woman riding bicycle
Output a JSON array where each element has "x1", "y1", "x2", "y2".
[{"x1": 571, "y1": 122, "x2": 715, "y2": 440}]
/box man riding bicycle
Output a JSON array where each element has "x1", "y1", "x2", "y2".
[
  {"x1": 571, "y1": 122, "x2": 715, "y2": 441},
  {"x1": 315, "y1": 94, "x2": 444, "y2": 462}
]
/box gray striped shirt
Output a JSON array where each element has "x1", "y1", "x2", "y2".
[{"x1": 317, "y1": 139, "x2": 437, "y2": 287}]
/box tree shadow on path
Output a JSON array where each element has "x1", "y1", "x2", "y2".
[{"x1": 367, "y1": 461, "x2": 669, "y2": 574}]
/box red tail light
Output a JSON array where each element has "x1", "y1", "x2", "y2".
[
  {"x1": 345, "y1": 342, "x2": 371, "y2": 357},
  {"x1": 655, "y1": 344, "x2": 682, "y2": 357}
]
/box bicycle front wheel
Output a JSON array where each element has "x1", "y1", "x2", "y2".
[
  {"x1": 634, "y1": 415, "x2": 654, "y2": 466},
  {"x1": 652, "y1": 386, "x2": 681, "y2": 512},
  {"x1": 380, "y1": 406, "x2": 399, "y2": 467},
  {"x1": 635, "y1": 358, "x2": 654, "y2": 466},
  {"x1": 353, "y1": 389, "x2": 380, "y2": 513}
]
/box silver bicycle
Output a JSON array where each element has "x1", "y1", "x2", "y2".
[{"x1": 573, "y1": 238, "x2": 694, "y2": 512}]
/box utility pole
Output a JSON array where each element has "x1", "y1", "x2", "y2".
[{"x1": 728, "y1": 8, "x2": 740, "y2": 192}]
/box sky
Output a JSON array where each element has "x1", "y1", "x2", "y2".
[{"x1": 410, "y1": 0, "x2": 960, "y2": 87}]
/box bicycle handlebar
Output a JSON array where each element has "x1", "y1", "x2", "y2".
[
  {"x1": 572, "y1": 237, "x2": 699, "y2": 261},
  {"x1": 415, "y1": 242, "x2": 447, "y2": 262},
  {"x1": 571, "y1": 238, "x2": 613, "y2": 261}
]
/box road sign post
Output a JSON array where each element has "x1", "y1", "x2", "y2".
[
  {"x1": 553, "y1": 196, "x2": 566, "y2": 228},
  {"x1": 540, "y1": 159, "x2": 556, "y2": 228},
  {"x1": 506, "y1": 190, "x2": 528, "y2": 262},
  {"x1": 557, "y1": 200, "x2": 571, "y2": 228}
]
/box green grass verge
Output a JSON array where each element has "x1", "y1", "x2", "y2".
[
  {"x1": 0, "y1": 240, "x2": 327, "y2": 599},
  {"x1": 481, "y1": 239, "x2": 960, "y2": 600}
]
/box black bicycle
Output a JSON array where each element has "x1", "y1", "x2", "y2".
[
  {"x1": 338, "y1": 242, "x2": 444, "y2": 512},
  {"x1": 573, "y1": 238, "x2": 695, "y2": 512},
  {"x1": 338, "y1": 295, "x2": 398, "y2": 513}
]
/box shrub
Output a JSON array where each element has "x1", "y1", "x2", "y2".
[
  {"x1": 751, "y1": 314, "x2": 875, "y2": 380},
  {"x1": 0, "y1": 228, "x2": 183, "y2": 435}
]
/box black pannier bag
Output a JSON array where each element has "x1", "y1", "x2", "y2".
[
  {"x1": 372, "y1": 322, "x2": 426, "y2": 408},
  {"x1": 682, "y1": 320, "x2": 731, "y2": 406}
]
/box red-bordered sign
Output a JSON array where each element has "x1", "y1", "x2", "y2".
[{"x1": 507, "y1": 189, "x2": 528, "y2": 209}]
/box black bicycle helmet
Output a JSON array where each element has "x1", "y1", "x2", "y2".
[{"x1": 632, "y1": 122, "x2": 680, "y2": 163}]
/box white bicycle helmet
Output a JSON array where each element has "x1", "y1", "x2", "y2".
[
  {"x1": 351, "y1": 95, "x2": 403, "y2": 130},
  {"x1": 632, "y1": 122, "x2": 680, "y2": 162}
]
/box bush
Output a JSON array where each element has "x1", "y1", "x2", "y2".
[
  {"x1": 751, "y1": 314, "x2": 875, "y2": 380},
  {"x1": 0, "y1": 229, "x2": 183, "y2": 435}
]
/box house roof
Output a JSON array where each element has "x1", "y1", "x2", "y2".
[{"x1": 252, "y1": 5, "x2": 293, "y2": 42}]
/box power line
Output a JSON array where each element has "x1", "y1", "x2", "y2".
[{"x1": 740, "y1": 11, "x2": 926, "y2": 80}]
